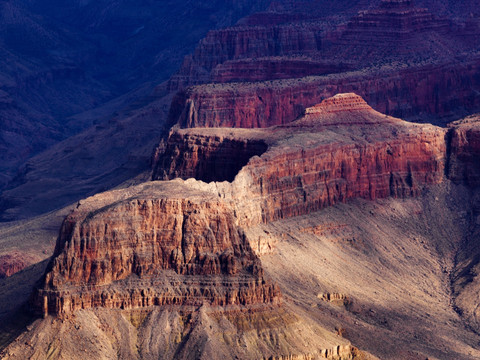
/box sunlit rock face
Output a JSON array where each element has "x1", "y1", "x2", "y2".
[
  {"x1": 35, "y1": 181, "x2": 280, "y2": 316},
  {"x1": 155, "y1": 93, "x2": 447, "y2": 223}
]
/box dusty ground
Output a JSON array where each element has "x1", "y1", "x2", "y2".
[{"x1": 258, "y1": 181, "x2": 480, "y2": 359}]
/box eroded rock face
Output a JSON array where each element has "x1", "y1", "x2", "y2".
[
  {"x1": 447, "y1": 115, "x2": 480, "y2": 187},
  {"x1": 166, "y1": 0, "x2": 480, "y2": 126},
  {"x1": 35, "y1": 182, "x2": 280, "y2": 316},
  {"x1": 155, "y1": 94, "x2": 447, "y2": 224},
  {"x1": 170, "y1": 58, "x2": 480, "y2": 129},
  {"x1": 167, "y1": 23, "x2": 326, "y2": 91},
  {"x1": 152, "y1": 133, "x2": 268, "y2": 182},
  {"x1": 211, "y1": 57, "x2": 350, "y2": 83},
  {"x1": 341, "y1": 0, "x2": 450, "y2": 43}
]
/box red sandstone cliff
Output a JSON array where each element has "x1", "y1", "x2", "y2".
[
  {"x1": 35, "y1": 182, "x2": 280, "y2": 316},
  {"x1": 155, "y1": 94, "x2": 446, "y2": 224},
  {"x1": 169, "y1": 57, "x2": 480, "y2": 129},
  {"x1": 166, "y1": 0, "x2": 480, "y2": 124}
]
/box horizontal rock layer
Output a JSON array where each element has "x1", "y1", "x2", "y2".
[
  {"x1": 211, "y1": 57, "x2": 351, "y2": 83},
  {"x1": 168, "y1": 23, "x2": 326, "y2": 91},
  {"x1": 170, "y1": 58, "x2": 480, "y2": 129},
  {"x1": 36, "y1": 273, "x2": 278, "y2": 316},
  {"x1": 167, "y1": 0, "x2": 480, "y2": 94},
  {"x1": 35, "y1": 182, "x2": 280, "y2": 316},
  {"x1": 155, "y1": 94, "x2": 447, "y2": 224},
  {"x1": 341, "y1": 0, "x2": 450, "y2": 43}
]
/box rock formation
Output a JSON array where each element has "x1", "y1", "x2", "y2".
[
  {"x1": 34, "y1": 182, "x2": 280, "y2": 316},
  {"x1": 340, "y1": 0, "x2": 450, "y2": 43},
  {"x1": 166, "y1": 0, "x2": 480, "y2": 126},
  {"x1": 447, "y1": 115, "x2": 480, "y2": 187},
  {"x1": 211, "y1": 57, "x2": 350, "y2": 83},
  {"x1": 170, "y1": 57, "x2": 480, "y2": 129},
  {"x1": 167, "y1": 22, "x2": 326, "y2": 90},
  {"x1": 152, "y1": 134, "x2": 268, "y2": 182},
  {"x1": 155, "y1": 94, "x2": 446, "y2": 224}
]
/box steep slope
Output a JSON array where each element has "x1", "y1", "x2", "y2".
[{"x1": 258, "y1": 184, "x2": 480, "y2": 359}]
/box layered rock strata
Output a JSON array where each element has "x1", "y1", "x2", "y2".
[
  {"x1": 167, "y1": 22, "x2": 326, "y2": 90},
  {"x1": 447, "y1": 115, "x2": 480, "y2": 187},
  {"x1": 170, "y1": 57, "x2": 480, "y2": 129},
  {"x1": 34, "y1": 182, "x2": 280, "y2": 316},
  {"x1": 166, "y1": 0, "x2": 480, "y2": 125},
  {"x1": 152, "y1": 134, "x2": 268, "y2": 182},
  {"x1": 211, "y1": 57, "x2": 350, "y2": 83},
  {"x1": 340, "y1": 0, "x2": 450, "y2": 43},
  {"x1": 154, "y1": 93, "x2": 446, "y2": 224}
]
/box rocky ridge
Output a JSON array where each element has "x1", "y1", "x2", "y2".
[
  {"x1": 155, "y1": 93, "x2": 446, "y2": 224},
  {"x1": 167, "y1": 0, "x2": 480, "y2": 127},
  {"x1": 35, "y1": 181, "x2": 280, "y2": 316},
  {"x1": 170, "y1": 56, "x2": 480, "y2": 129}
]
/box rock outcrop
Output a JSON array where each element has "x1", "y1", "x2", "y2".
[
  {"x1": 155, "y1": 94, "x2": 447, "y2": 224},
  {"x1": 447, "y1": 115, "x2": 480, "y2": 187},
  {"x1": 340, "y1": 0, "x2": 450, "y2": 44},
  {"x1": 34, "y1": 182, "x2": 280, "y2": 316},
  {"x1": 152, "y1": 133, "x2": 268, "y2": 182},
  {"x1": 170, "y1": 57, "x2": 480, "y2": 129},
  {"x1": 36, "y1": 93, "x2": 451, "y2": 317},
  {"x1": 0, "y1": 253, "x2": 33, "y2": 279},
  {"x1": 167, "y1": 22, "x2": 326, "y2": 91}
]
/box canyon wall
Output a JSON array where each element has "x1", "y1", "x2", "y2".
[
  {"x1": 155, "y1": 94, "x2": 447, "y2": 224},
  {"x1": 170, "y1": 58, "x2": 480, "y2": 129},
  {"x1": 340, "y1": 0, "x2": 450, "y2": 43},
  {"x1": 152, "y1": 132, "x2": 268, "y2": 182},
  {"x1": 35, "y1": 182, "x2": 280, "y2": 316},
  {"x1": 447, "y1": 115, "x2": 480, "y2": 187},
  {"x1": 167, "y1": 22, "x2": 326, "y2": 91}
]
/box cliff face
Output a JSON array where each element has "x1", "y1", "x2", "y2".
[
  {"x1": 167, "y1": 22, "x2": 326, "y2": 90},
  {"x1": 170, "y1": 58, "x2": 480, "y2": 129},
  {"x1": 155, "y1": 94, "x2": 447, "y2": 224},
  {"x1": 166, "y1": 0, "x2": 480, "y2": 125},
  {"x1": 447, "y1": 115, "x2": 480, "y2": 187},
  {"x1": 341, "y1": 0, "x2": 450, "y2": 43},
  {"x1": 35, "y1": 182, "x2": 280, "y2": 316},
  {"x1": 211, "y1": 57, "x2": 350, "y2": 83}
]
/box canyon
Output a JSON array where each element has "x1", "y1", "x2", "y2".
[
  {"x1": 3, "y1": 93, "x2": 479, "y2": 358},
  {"x1": 2, "y1": 0, "x2": 480, "y2": 359}
]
